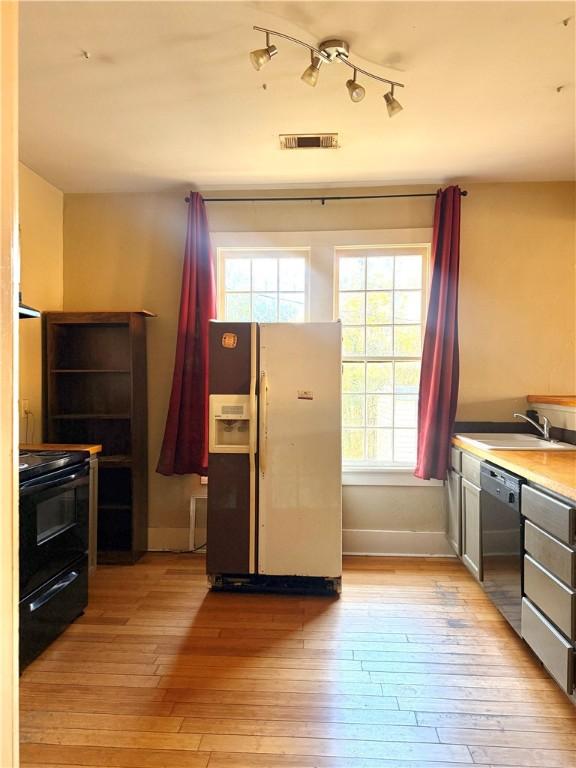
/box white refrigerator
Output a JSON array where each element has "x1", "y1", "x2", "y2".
[{"x1": 207, "y1": 321, "x2": 342, "y2": 593}]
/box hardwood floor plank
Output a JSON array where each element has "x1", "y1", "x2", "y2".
[
  {"x1": 204, "y1": 755, "x2": 480, "y2": 768},
  {"x1": 156, "y1": 665, "x2": 372, "y2": 682},
  {"x1": 369, "y1": 671, "x2": 557, "y2": 690},
  {"x1": 438, "y1": 727, "x2": 576, "y2": 749},
  {"x1": 401, "y1": 698, "x2": 576, "y2": 718},
  {"x1": 416, "y1": 712, "x2": 576, "y2": 732},
  {"x1": 197, "y1": 734, "x2": 473, "y2": 762},
  {"x1": 20, "y1": 696, "x2": 175, "y2": 717},
  {"x1": 21, "y1": 727, "x2": 202, "y2": 751},
  {"x1": 21, "y1": 672, "x2": 160, "y2": 688},
  {"x1": 158, "y1": 676, "x2": 383, "y2": 695},
  {"x1": 154, "y1": 643, "x2": 338, "y2": 658},
  {"x1": 468, "y1": 745, "x2": 576, "y2": 767},
  {"x1": 171, "y1": 703, "x2": 416, "y2": 725},
  {"x1": 155, "y1": 654, "x2": 362, "y2": 670},
  {"x1": 29, "y1": 660, "x2": 158, "y2": 676},
  {"x1": 20, "y1": 744, "x2": 209, "y2": 767},
  {"x1": 163, "y1": 690, "x2": 401, "y2": 710},
  {"x1": 379, "y1": 684, "x2": 568, "y2": 703},
  {"x1": 19, "y1": 683, "x2": 167, "y2": 701},
  {"x1": 180, "y1": 717, "x2": 439, "y2": 742},
  {"x1": 361, "y1": 660, "x2": 547, "y2": 678},
  {"x1": 20, "y1": 711, "x2": 184, "y2": 733}
]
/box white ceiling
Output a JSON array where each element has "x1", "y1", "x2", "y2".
[{"x1": 19, "y1": 1, "x2": 576, "y2": 193}]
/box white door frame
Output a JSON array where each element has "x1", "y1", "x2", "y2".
[{"x1": 0, "y1": 2, "x2": 20, "y2": 765}]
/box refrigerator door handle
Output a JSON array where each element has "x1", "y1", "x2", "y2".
[
  {"x1": 259, "y1": 370, "x2": 269, "y2": 475},
  {"x1": 249, "y1": 323, "x2": 258, "y2": 574}
]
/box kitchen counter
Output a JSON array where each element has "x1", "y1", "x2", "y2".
[
  {"x1": 452, "y1": 436, "x2": 576, "y2": 500},
  {"x1": 527, "y1": 395, "x2": 576, "y2": 407},
  {"x1": 21, "y1": 443, "x2": 102, "y2": 455}
]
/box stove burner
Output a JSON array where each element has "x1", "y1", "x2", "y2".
[
  {"x1": 19, "y1": 463, "x2": 29, "y2": 470},
  {"x1": 20, "y1": 451, "x2": 31, "y2": 458},
  {"x1": 32, "y1": 451, "x2": 68, "y2": 458}
]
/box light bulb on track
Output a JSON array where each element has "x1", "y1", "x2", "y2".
[
  {"x1": 384, "y1": 86, "x2": 403, "y2": 116},
  {"x1": 250, "y1": 32, "x2": 278, "y2": 71},
  {"x1": 345, "y1": 69, "x2": 365, "y2": 102},
  {"x1": 301, "y1": 54, "x2": 323, "y2": 87}
]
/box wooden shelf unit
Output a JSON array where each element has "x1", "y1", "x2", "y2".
[{"x1": 43, "y1": 311, "x2": 154, "y2": 564}]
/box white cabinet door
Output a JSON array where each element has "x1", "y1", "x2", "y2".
[
  {"x1": 258, "y1": 323, "x2": 342, "y2": 578},
  {"x1": 447, "y1": 469, "x2": 462, "y2": 556},
  {"x1": 462, "y1": 479, "x2": 482, "y2": 581}
]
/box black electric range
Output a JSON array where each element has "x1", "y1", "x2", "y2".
[
  {"x1": 19, "y1": 449, "x2": 90, "y2": 484},
  {"x1": 19, "y1": 448, "x2": 91, "y2": 670}
]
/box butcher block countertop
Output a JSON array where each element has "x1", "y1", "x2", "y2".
[
  {"x1": 452, "y1": 436, "x2": 576, "y2": 501},
  {"x1": 21, "y1": 443, "x2": 102, "y2": 455},
  {"x1": 527, "y1": 394, "x2": 576, "y2": 407}
]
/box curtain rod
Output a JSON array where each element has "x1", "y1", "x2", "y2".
[{"x1": 185, "y1": 191, "x2": 468, "y2": 204}]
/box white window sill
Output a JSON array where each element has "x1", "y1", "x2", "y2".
[{"x1": 342, "y1": 466, "x2": 444, "y2": 487}]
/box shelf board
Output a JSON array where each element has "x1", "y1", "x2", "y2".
[
  {"x1": 51, "y1": 414, "x2": 131, "y2": 420},
  {"x1": 99, "y1": 455, "x2": 132, "y2": 467},
  {"x1": 51, "y1": 369, "x2": 131, "y2": 374}
]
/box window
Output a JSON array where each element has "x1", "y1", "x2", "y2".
[
  {"x1": 213, "y1": 229, "x2": 432, "y2": 480},
  {"x1": 336, "y1": 246, "x2": 429, "y2": 467},
  {"x1": 218, "y1": 248, "x2": 309, "y2": 322}
]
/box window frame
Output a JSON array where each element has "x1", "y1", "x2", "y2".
[
  {"x1": 335, "y1": 242, "x2": 431, "y2": 472},
  {"x1": 216, "y1": 245, "x2": 311, "y2": 322}
]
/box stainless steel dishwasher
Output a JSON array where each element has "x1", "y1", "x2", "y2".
[{"x1": 480, "y1": 462, "x2": 525, "y2": 634}]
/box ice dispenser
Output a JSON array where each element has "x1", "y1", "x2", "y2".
[{"x1": 209, "y1": 395, "x2": 252, "y2": 453}]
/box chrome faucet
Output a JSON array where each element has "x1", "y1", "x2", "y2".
[{"x1": 513, "y1": 412, "x2": 553, "y2": 441}]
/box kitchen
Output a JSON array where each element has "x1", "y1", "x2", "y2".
[{"x1": 2, "y1": 1, "x2": 576, "y2": 767}]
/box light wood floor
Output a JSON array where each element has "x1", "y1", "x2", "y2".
[{"x1": 20, "y1": 554, "x2": 576, "y2": 768}]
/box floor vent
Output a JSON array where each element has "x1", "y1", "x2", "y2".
[{"x1": 279, "y1": 133, "x2": 339, "y2": 149}]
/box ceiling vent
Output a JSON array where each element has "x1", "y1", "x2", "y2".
[{"x1": 279, "y1": 133, "x2": 339, "y2": 150}]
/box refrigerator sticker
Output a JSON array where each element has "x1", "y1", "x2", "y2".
[
  {"x1": 297, "y1": 390, "x2": 314, "y2": 400},
  {"x1": 221, "y1": 332, "x2": 238, "y2": 349}
]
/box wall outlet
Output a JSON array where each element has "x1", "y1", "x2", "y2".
[
  {"x1": 20, "y1": 398, "x2": 30, "y2": 418},
  {"x1": 200, "y1": 476, "x2": 208, "y2": 486}
]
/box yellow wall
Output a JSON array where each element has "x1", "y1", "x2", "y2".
[
  {"x1": 62, "y1": 181, "x2": 575, "y2": 546},
  {"x1": 458, "y1": 182, "x2": 576, "y2": 419},
  {"x1": 19, "y1": 163, "x2": 63, "y2": 442}
]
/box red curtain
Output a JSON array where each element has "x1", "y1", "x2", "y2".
[
  {"x1": 157, "y1": 192, "x2": 216, "y2": 476},
  {"x1": 414, "y1": 186, "x2": 462, "y2": 480}
]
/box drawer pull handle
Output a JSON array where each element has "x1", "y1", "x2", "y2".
[{"x1": 29, "y1": 570, "x2": 80, "y2": 613}]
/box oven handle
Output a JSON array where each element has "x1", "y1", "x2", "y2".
[
  {"x1": 29, "y1": 570, "x2": 80, "y2": 613},
  {"x1": 20, "y1": 465, "x2": 89, "y2": 496}
]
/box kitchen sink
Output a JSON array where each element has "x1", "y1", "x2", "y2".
[{"x1": 455, "y1": 433, "x2": 576, "y2": 451}]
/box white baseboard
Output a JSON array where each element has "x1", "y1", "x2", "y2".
[
  {"x1": 148, "y1": 527, "x2": 454, "y2": 557},
  {"x1": 343, "y1": 528, "x2": 454, "y2": 557}
]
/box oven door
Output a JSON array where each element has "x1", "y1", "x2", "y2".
[{"x1": 20, "y1": 462, "x2": 90, "y2": 598}]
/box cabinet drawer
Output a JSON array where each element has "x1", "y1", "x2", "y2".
[
  {"x1": 522, "y1": 485, "x2": 575, "y2": 545},
  {"x1": 524, "y1": 555, "x2": 576, "y2": 640},
  {"x1": 450, "y1": 447, "x2": 462, "y2": 473},
  {"x1": 525, "y1": 520, "x2": 576, "y2": 588},
  {"x1": 521, "y1": 597, "x2": 574, "y2": 694},
  {"x1": 461, "y1": 453, "x2": 481, "y2": 487}
]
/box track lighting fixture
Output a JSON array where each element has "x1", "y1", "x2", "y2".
[
  {"x1": 301, "y1": 52, "x2": 323, "y2": 87},
  {"x1": 383, "y1": 85, "x2": 403, "y2": 117},
  {"x1": 345, "y1": 69, "x2": 365, "y2": 103},
  {"x1": 249, "y1": 32, "x2": 278, "y2": 71},
  {"x1": 249, "y1": 26, "x2": 405, "y2": 115}
]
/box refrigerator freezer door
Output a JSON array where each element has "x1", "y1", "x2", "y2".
[{"x1": 258, "y1": 323, "x2": 342, "y2": 578}]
